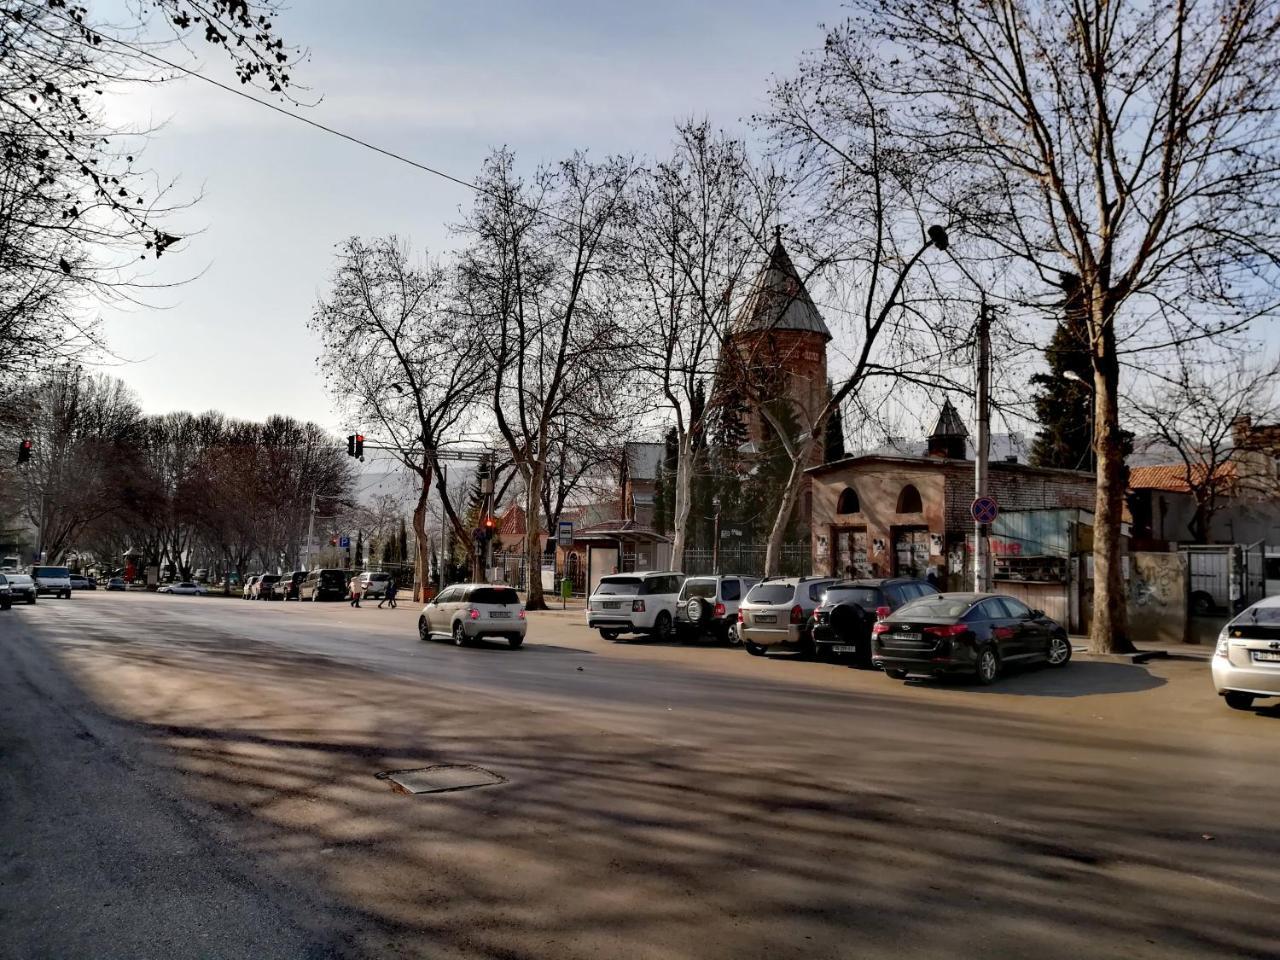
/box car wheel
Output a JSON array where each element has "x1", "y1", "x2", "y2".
[
  {"x1": 508, "y1": 635, "x2": 524, "y2": 649},
  {"x1": 975, "y1": 646, "x2": 1000, "y2": 685},
  {"x1": 599, "y1": 629, "x2": 620, "y2": 641},
  {"x1": 743, "y1": 638, "x2": 768, "y2": 657},
  {"x1": 1046, "y1": 635, "x2": 1072, "y2": 668},
  {"x1": 652, "y1": 611, "x2": 673, "y2": 642},
  {"x1": 1224, "y1": 691, "x2": 1256, "y2": 711},
  {"x1": 724, "y1": 622, "x2": 740, "y2": 646},
  {"x1": 452, "y1": 621, "x2": 468, "y2": 647},
  {"x1": 885, "y1": 668, "x2": 909, "y2": 680},
  {"x1": 418, "y1": 617, "x2": 430, "y2": 642}
]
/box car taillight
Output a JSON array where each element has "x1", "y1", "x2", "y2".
[
  {"x1": 789, "y1": 604, "x2": 804, "y2": 624},
  {"x1": 518, "y1": 609, "x2": 526, "y2": 620},
  {"x1": 469, "y1": 608, "x2": 479, "y2": 620},
  {"x1": 633, "y1": 599, "x2": 645, "y2": 613},
  {"x1": 738, "y1": 610, "x2": 745, "y2": 623},
  {"x1": 875, "y1": 605, "x2": 891, "y2": 620},
  {"x1": 924, "y1": 624, "x2": 968, "y2": 637},
  {"x1": 713, "y1": 602, "x2": 725, "y2": 618},
  {"x1": 872, "y1": 622, "x2": 890, "y2": 634}
]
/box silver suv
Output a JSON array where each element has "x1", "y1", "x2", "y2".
[
  {"x1": 675, "y1": 575, "x2": 758, "y2": 645},
  {"x1": 419, "y1": 583, "x2": 527, "y2": 648},
  {"x1": 738, "y1": 576, "x2": 837, "y2": 657}
]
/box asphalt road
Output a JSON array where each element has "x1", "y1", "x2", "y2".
[{"x1": 2, "y1": 591, "x2": 1278, "y2": 959}]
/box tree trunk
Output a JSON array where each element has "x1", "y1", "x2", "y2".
[
  {"x1": 411, "y1": 464, "x2": 433, "y2": 603},
  {"x1": 763, "y1": 437, "x2": 815, "y2": 575},
  {"x1": 524, "y1": 460, "x2": 549, "y2": 610},
  {"x1": 669, "y1": 430, "x2": 694, "y2": 568},
  {"x1": 1090, "y1": 319, "x2": 1135, "y2": 654}
]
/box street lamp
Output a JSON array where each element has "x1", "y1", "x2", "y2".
[
  {"x1": 711, "y1": 496, "x2": 722, "y2": 575},
  {"x1": 1062, "y1": 370, "x2": 1096, "y2": 473}
]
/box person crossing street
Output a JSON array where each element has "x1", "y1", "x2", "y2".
[
  {"x1": 377, "y1": 579, "x2": 398, "y2": 609},
  {"x1": 348, "y1": 576, "x2": 361, "y2": 608}
]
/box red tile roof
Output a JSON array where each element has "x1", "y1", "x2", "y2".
[{"x1": 1129, "y1": 463, "x2": 1236, "y2": 493}]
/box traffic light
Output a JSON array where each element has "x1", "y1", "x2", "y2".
[
  {"x1": 16, "y1": 439, "x2": 32, "y2": 465},
  {"x1": 481, "y1": 515, "x2": 496, "y2": 541},
  {"x1": 345, "y1": 434, "x2": 365, "y2": 459}
]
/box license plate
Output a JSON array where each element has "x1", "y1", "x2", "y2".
[
  {"x1": 603, "y1": 601, "x2": 620, "y2": 610},
  {"x1": 1252, "y1": 650, "x2": 1280, "y2": 662},
  {"x1": 833, "y1": 644, "x2": 860, "y2": 653},
  {"x1": 490, "y1": 611, "x2": 511, "y2": 619},
  {"x1": 755, "y1": 614, "x2": 777, "y2": 624},
  {"x1": 894, "y1": 632, "x2": 921, "y2": 643}
]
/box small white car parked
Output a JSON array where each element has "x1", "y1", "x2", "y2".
[
  {"x1": 419, "y1": 583, "x2": 526, "y2": 648},
  {"x1": 158, "y1": 581, "x2": 205, "y2": 595},
  {"x1": 1213, "y1": 595, "x2": 1280, "y2": 711},
  {"x1": 587, "y1": 571, "x2": 685, "y2": 642}
]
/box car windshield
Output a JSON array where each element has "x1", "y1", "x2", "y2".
[
  {"x1": 319, "y1": 571, "x2": 346, "y2": 587},
  {"x1": 33, "y1": 567, "x2": 70, "y2": 578},
  {"x1": 824, "y1": 586, "x2": 883, "y2": 608},
  {"x1": 681, "y1": 579, "x2": 718, "y2": 600},
  {"x1": 1238, "y1": 605, "x2": 1280, "y2": 625},
  {"x1": 260, "y1": 575, "x2": 281, "y2": 584},
  {"x1": 745, "y1": 582, "x2": 796, "y2": 605},
  {"x1": 895, "y1": 595, "x2": 974, "y2": 620},
  {"x1": 596, "y1": 577, "x2": 643, "y2": 596},
  {"x1": 471, "y1": 587, "x2": 519, "y2": 604}
]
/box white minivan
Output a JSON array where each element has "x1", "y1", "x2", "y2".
[
  {"x1": 31, "y1": 565, "x2": 73, "y2": 599},
  {"x1": 587, "y1": 571, "x2": 685, "y2": 642}
]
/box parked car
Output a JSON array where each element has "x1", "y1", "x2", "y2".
[
  {"x1": 193, "y1": 568, "x2": 209, "y2": 583},
  {"x1": 359, "y1": 571, "x2": 394, "y2": 599},
  {"x1": 275, "y1": 571, "x2": 307, "y2": 600},
  {"x1": 69, "y1": 574, "x2": 96, "y2": 590},
  {"x1": 1212, "y1": 595, "x2": 1280, "y2": 711},
  {"x1": 5, "y1": 573, "x2": 36, "y2": 604},
  {"x1": 0, "y1": 574, "x2": 11, "y2": 610},
  {"x1": 302, "y1": 568, "x2": 348, "y2": 601},
  {"x1": 737, "y1": 576, "x2": 838, "y2": 656},
  {"x1": 31, "y1": 565, "x2": 73, "y2": 599},
  {"x1": 242, "y1": 575, "x2": 261, "y2": 600},
  {"x1": 418, "y1": 583, "x2": 526, "y2": 648},
  {"x1": 812, "y1": 578, "x2": 939, "y2": 664},
  {"x1": 586, "y1": 571, "x2": 685, "y2": 641},
  {"x1": 158, "y1": 582, "x2": 205, "y2": 595},
  {"x1": 106, "y1": 577, "x2": 127, "y2": 591},
  {"x1": 253, "y1": 574, "x2": 282, "y2": 600},
  {"x1": 674, "y1": 575, "x2": 757, "y2": 644},
  {"x1": 872, "y1": 592, "x2": 1071, "y2": 684}
]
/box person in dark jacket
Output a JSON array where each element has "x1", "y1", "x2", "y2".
[{"x1": 378, "y1": 579, "x2": 398, "y2": 609}]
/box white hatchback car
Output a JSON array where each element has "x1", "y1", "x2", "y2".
[
  {"x1": 587, "y1": 571, "x2": 685, "y2": 642},
  {"x1": 1213, "y1": 596, "x2": 1280, "y2": 711},
  {"x1": 419, "y1": 583, "x2": 526, "y2": 648}
]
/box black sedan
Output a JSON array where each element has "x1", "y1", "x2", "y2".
[
  {"x1": 812, "y1": 577, "x2": 939, "y2": 664},
  {"x1": 872, "y1": 592, "x2": 1071, "y2": 684}
]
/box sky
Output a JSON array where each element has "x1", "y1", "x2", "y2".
[{"x1": 95, "y1": 0, "x2": 843, "y2": 432}]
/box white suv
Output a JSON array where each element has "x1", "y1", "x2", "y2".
[
  {"x1": 419, "y1": 583, "x2": 526, "y2": 648},
  {"x1": 587, "y1": 571, "x2": 685, "y2": 642}
]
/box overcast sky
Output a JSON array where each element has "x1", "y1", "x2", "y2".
[{"x1": 97, "y1": 0, "x2": 841, "y2": 431}]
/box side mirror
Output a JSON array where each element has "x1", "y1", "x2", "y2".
[
  {"x1": 875, "y1": 605, "x2": 891, "y2": 621},
  {"x1": 1029, "y1": 609, "x2": 1044, "y2": 619}
]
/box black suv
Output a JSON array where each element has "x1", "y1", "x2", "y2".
[{"x1": 812, "y1": 578, "x2": 939, "y2": 664}]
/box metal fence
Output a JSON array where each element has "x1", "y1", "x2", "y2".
[{"x1": 680, "y1": 542, "x2": 813, "y2": 578}]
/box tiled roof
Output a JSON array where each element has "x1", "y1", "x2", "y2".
[
  {"x1": 732, "y1": 236, "x2": 831, "y2": 340},
  {"x1": 1128, "y1": 463, "x2": 1237, "y2": 493}
]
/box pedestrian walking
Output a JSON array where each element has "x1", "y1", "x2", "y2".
[
  {"x1": 348, "y1": 576, "x2": 361, "y2": 608},
  {"x1": 378, "y1": 579, "x2": 398, "y2": 609}
]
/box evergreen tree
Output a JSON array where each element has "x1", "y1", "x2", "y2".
[
  {"x1": 1030, "y1": 274, "x2": 1094, "y2": 470},
  {"x1": 397, "y1": 518, "x2": 408, "y2": 565},
  {"x1": 381, "y1": 538, "x2": 393, "y2": 565}
]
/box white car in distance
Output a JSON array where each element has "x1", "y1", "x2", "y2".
[{"x1": 158, "y1": 582, "x2": 205, "y2": 595}]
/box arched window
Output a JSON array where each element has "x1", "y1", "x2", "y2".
[
  {"x1": 896, "y1": 484, "x2": 922, "y2": 514},
  {"x1": 836, "y1": 487, "x2": 860, "y2": 515}
]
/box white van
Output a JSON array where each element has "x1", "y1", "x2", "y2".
[{"x1": 31, "y1": 565, "x2": 73, "y2": 598}]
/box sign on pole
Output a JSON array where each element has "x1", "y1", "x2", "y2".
[
  {"x1": 970, "y1": 496, "x2": 999, "y2": 525},
  {"x1": 557, "y1": 520, "x2": 574, "y2": 548},
  {"x1": 339, "y1": 535, "x2": 350, "y2": 550}
]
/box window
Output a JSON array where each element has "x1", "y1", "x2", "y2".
[
  {"x1": 908, "y1": 595, "x2": 976, "y2": 619},
  {"x1": 746, "y1": 582, "x2": 796, "y2": 605},
  {"x1": 808, "y1": 580, "x2": 836, "y2": 601},
  {"x1": 825, "y1": 586, "x2": 884, "y2": 609},
  {"x1": 966, "y1": 599, "x2": 1007, "y2": 621},
  {"x1": 596, "y1": 576, "x2": 644, "y2": 596},
  {"x1": 896, "y1": 484, "x2": 923, "y2": 513},
  {"x1": 836, "y1": 487, "x2": 860, "y2": 514},
  {"x1": 720, "y1": 579, "x2": 741, "y2": 602},
  {"x1": 435, "y1": 587, "x2": 458, "y2": 604},
  {"x1": 470, "y1": 587, "x2": 519, "y2": 604},
  {"x1": 998, "y1": 597, "x2": 1032, "y2": 619},
  {"x1": 682, "y1": 578, "x2": 718, "y2": 600}
]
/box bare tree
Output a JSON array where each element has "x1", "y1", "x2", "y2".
[
  {"x1": 755, "y1": 44, "x2": 960, "y2": 575},
  {"x1": 1131, "y1": 352, "x2": 1280, "y2": 542},
  {"x1": 836, "y1": 0, "x2": 1280, "y2": 652},
  {"x1": 312, "y1": 237, "x2": 487, "y2": 601},
  {"x1": 629, "y1": 120, "x2": 783, "y2": 566},
  {"x1": 458, "y1": 150, "x2": 636, "y2": 609}
]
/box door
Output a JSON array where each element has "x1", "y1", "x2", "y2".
[
  {"x1": 832, "y1": 527, "x2": 870, "y2": 579},
  {"x1": 994, "y1": 596, "x2": 1041, "y2": 660},
  {"x1": 973, "y1": 598, "x2": 1018, "y2": 660},
  {"x1": 428, "y1": 587, "x2": 455, "y2": 633},
  {"x1": 892, "y1": 527, "x2": 930, "y2": 579}
]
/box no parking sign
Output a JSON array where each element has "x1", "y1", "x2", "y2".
[{"x1": 971, "y1": 496, "x2": 999, "y2": 525}]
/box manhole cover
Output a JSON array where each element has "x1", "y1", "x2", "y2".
[{"x1": 376, "y1": 764, "x2": 506, "y2": 795}]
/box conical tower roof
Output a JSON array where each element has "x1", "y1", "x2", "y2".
[
  {"x1": 929, "y1": 398, "x2": 969, "y2": 440},
  {"x1": 732, "y1": 234, "x2": 831, "y2": 341}
]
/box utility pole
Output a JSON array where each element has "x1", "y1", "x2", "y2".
[
  {"x1": 712, "y1": 496, "x2": 722, "y2": 575},
  {"x1": 304, "y1": 490, "x2": 317, "y2": 570},
  {"x1": 974, "y1": 299, "x2": 993, "y2": 592},
  {"x1": 438, "y1": 462, "x2": 447, "y2": 592}
]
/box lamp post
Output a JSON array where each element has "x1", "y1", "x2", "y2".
[
  {"x1": 711, "y1": 496, "x2": 722, "y2": 575},
  {"x1": 1063, "y1": 370, "x2": 1095, "y2": 473}
]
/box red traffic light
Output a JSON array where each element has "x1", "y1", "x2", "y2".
[{"x1": 16, "y1": 439, "x2": 32, "y2": 465}]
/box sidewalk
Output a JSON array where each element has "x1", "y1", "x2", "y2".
[{"x1": 1071, "y1": 634, "x2": 1214, "y2": 663}]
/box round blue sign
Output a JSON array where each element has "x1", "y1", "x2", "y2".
[{"x1": 971, "y1": 496, "x2": 999, "y2": 525}]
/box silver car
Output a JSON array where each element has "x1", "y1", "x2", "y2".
[
  {"x1": 1213, "y1": 596, "x2": 1280, "y2": 711},
  {"x1": 675, "y1": 575, "x2": 758, "y2": 644},
  {"x1": 419, "y1": 583, "x2": 526, "y2": 648},
  {"x1": 737, "y1": 576, "x2": 837, "y2": 657}
]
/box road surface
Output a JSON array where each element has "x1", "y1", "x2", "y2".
[{"x1": 2, "y1": 592, "x2": 1277, "y2": 959}]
